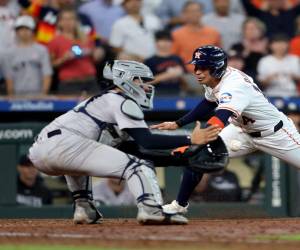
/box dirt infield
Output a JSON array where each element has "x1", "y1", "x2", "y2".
[{"x1": 0, "y1": 218, "x2": 300, "y2": 250}]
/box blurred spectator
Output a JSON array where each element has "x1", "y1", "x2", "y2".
[
  {"x1": 3, "y1": 15, "x2": 52, "y2": 96},
  {"x1": 17, "y1": 154, "x2": 53, "y2": 207},
  {"x1": 227, "y1": 48, "x2": 245, "y2": 70},
  {"x1": 250, "y1": 0, "x2": 299, "y2": 9},
  {"x1": 6, "y1": 0, "x2": 20, "y2": 16},
  {"x1": 202, "y1": 0, "x2": 245, "y2": 51},
  {"x1": 48, "y1": 9, "x2": 102, "y2": 95},
  {"x1": 156, "y1": 0, "x2": 244, "y2": 30},
  {"x1": 172, "y1": 1, "x2": 222, "y2": 73},
  {"x1": 144, "y1": 30, "x2": 188, "y2": 96},
  {"x1": 79, "y1": 0, "x2": 124, "y2": 41},
  {"x1": 288, "y1": 112, "x2": 300, "y2": 131},
  {"x1": 0, "y1": 0, "x2": 19, "y2": 92},
  {"x1": 257, "y1": 33, "x2": 300, "y2": 97},
  {"x1": 231, "y1": 17, "x2": 268, "y2": 82},
  {"x1": 190, "y1": 170, "x2": 242, "y2": 202},
  {"x1": 93, "y1": 178, "x2": 136, "y2": 206},
  {"x1": 0, "y1": 0, "x2": 18, "y2": 50},
  {"x1": 109, "y1": 0, "x2": 161, "y2": 61},
  {"x1": 0, "y1": 50, "x2": 6, "y2": 94},
  {"x1": 19, "y1": 0, "x2": 96, "y2": 44},
  {"x1": 289, "y1": 15, "x2": 300, "y2": 57},
  {"x1": 241, "y1": 0, "x2": 300, "y2": 38},
  {"x1": 141, "y1": 0, "x2": 162, "y2": 16},
  {"x1": 78, "y1": 0, "x2": 122, "y2": 88}
]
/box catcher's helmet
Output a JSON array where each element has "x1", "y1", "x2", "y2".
[
  {"x1": 189, "y1": 45, "x2": 227, "y2": 79},
  {"x1": 103, "y1": 60, "x2": 155, "y2": 110}
]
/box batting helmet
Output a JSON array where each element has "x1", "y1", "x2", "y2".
[{"x1": 189, "y1": 45, "x2": 227, "y2": 79}]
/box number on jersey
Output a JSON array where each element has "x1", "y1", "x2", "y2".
[{"x1": 242, "y1": 115, "x2": 255, "y2": 125}]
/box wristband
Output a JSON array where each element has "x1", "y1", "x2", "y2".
[{"x1": 175, "y1": 119, "x2": 184, "y2": 128}]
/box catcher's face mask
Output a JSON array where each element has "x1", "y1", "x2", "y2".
[{"x1": 103, "y1": 60, "x2": 155, "y2": 110}]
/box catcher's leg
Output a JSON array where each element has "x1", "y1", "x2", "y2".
[
  {"x1": 65, "y1": 175, "x2": 103, "y2": 224},
  {"x1": 30, "y1": 132, "x2": 187, "y2": 225},
  {"x1": 116, "y1": 154, "x2": 185, "y2": 224},
  {"x1": 65, "y1": 141, "x2": 188, "y2": 225}
]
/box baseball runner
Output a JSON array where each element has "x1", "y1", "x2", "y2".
[
  {"x1": 28, "y1": 60, "x2": 220, "y2": 225},
  {"x1": 151, "y1": 45, "x2": 300, "y2": 215}
]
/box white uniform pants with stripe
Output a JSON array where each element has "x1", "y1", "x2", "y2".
[
  {"x1": 220, "y1": 116, "x2": 300, "y2": 168},
  {"x1": 29, "y1": 128, "x2": 162, "y2": 205}
]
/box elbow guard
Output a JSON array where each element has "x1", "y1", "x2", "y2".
[
  {"x1": 207, "y1": 109, "x2": 234, "y2": 128},
  {"x1": 207, "y1": 116, "x2": 225, "y2": 129}
]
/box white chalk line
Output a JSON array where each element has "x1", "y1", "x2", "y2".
[
  {"x1": 0, "y1": 232, "x2": 199, "y2": 241},
  {"x1": 0, "y1": 232, "x2": 281, "y2": 244}
]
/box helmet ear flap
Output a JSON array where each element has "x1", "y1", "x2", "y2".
[{"x1": 210, "y1": 57, "x2": 227, "y2": 78}]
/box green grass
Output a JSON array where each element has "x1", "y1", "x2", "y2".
[
  {"x1": 0, "y1": 245, "x2": 130, "y2": 250},
  {"x1": 256, "y1": 234, "x2": 300, "y2": 241}
]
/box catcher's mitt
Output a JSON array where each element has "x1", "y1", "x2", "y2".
[{"x1": 173, "y1": 137, "x2": 229, "y2": 173}]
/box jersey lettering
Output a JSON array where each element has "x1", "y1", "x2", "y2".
[
  {"x1": 242, "y1": 115, "x2": 255, "y2": 125},
  {"x1": 236, "y1": 68, "x2": 266, "y2": 96}
]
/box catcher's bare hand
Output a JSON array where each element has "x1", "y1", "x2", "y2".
[
  {"x1": 191, "y1": 121, "x2": 221, "y2": 145},
  {"x1": 150, "y1": 121, "x2": 178, "y2": 130}
]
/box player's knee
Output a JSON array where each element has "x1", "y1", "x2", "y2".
[{"x1": 122, "y1": 155, "x2": 154, "y2": 178}]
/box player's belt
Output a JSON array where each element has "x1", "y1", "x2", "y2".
[
  {"x1": 249, "y1": 120, "x2": 283, "y2": 138},
  {"x1": 47, "y1": 129, "x2": 62, "y2": 138}
]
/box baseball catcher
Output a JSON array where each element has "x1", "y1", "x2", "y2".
[{"x1": 28, "y1": 60, "x2": 221, "y2": 225}]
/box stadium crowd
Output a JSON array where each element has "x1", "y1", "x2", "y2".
[
  {"x1": 0, "y1": 0, "x2": 299, "y2": 97},
  {"x1": 1, "y1": 0, "x2": 300, "y2": 206}
]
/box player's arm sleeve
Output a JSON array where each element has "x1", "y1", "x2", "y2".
[
  {"x1": 124, "y1": 127, "x2": 191, "y2": 149},
  {"x1": 175, "y1": 98, "x2": 218, "y2": 127},
  {"x1": 206, "y1": 109, "x2": 234, "y2": 129}
]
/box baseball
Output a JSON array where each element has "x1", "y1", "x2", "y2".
[{"x1": 229, "y1": 139, "x2": 242, "y2": 151}]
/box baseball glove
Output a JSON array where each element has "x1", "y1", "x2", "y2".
[{"x1": 173, "y1": 137, "x2": 229, "y2": 173}]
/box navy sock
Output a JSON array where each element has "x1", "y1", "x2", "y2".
[{"x1": 176, "y1": 168, "x2": 203, "y2": 207}]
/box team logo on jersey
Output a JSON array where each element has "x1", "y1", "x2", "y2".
[{"x1": 220, "y1": 92, "x2": 232, "y2": 103}]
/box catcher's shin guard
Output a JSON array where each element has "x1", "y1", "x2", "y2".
[{"x1": 122, "y1": 155, "x2": 188, "y2": 225}]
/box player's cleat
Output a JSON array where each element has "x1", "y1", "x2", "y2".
[
  {"x1": 162, "y1": 200, "x2": 189, "y2": 215},
  {"x1": 73, "y1": 199, "x2": 103, "y2": 224},
  {"x1": 137, "y1": 203, "x2": 188, "y2": 225},
  {"x1": 137, "y1": 203, "x2": 165, "y2": 225},
  {"x1": 163, "y1": 213, "x2": 189, "y2": 225}
]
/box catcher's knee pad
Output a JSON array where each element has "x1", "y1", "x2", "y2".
[{"x1": 122, "y1": 155, "x2": 163, "y2": 207}]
